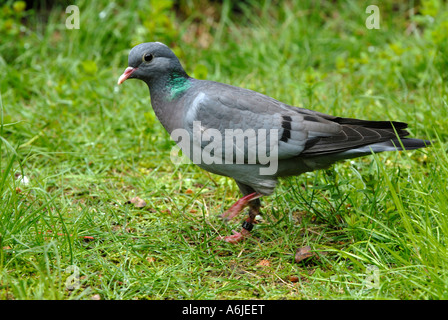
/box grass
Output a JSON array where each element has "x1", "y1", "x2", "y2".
[{"x1": 0, "y1": 0, "x2": 447, "y2": 299}]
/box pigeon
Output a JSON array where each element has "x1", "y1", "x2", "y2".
[{"x1": 118, "y1": 42, "x2": 430, "y2": 243}]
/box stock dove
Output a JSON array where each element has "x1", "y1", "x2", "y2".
[{"x1": 118, "y1": 42, "x2": 430, "y2": 243}]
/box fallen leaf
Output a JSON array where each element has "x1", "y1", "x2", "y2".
[
  {"x1": 295, "y1": 245, "x2": 314, "y2": 263},
  {"x1": 289, "y1": 275, "x2": 299, "y2": 282},
  {"x1": 256, "y1": 259, "x2": 270, "y2": 267},
  {"x1": 129, "y1": 196, "x2": 146, "y2": 208}
]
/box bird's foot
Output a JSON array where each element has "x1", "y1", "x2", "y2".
[
  {"x1": 218, "y1": 218, "x2": 256, "y2": 244},
  {"x1": 218, "y1": 229, "x2": 250, "y2": 244},
  {"x1": 220, "y1": 192, "x2": 262, "y2": 221}
]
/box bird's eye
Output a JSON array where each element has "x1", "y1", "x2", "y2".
[{"x1": 143, "y1": 53, "x2": 154, "y2": 62}]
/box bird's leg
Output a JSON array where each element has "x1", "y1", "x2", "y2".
[
  {"x1": 219, "y1": 192, "x2": 262, "y2": 221},
  {"x1": 218, "y1": 196, "x2": 261, "y2": 244}
]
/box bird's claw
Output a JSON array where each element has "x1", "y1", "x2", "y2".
[{"x1": 218, "y1": 229, "x2": 249, "y2": 244}]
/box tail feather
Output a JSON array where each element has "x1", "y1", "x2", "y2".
[
  {"x1": 331, "y1": 118, "x2": 409, "y2": 130},
  {"x1": 334, "y1": 138, "x2": 431, "y2": 159},
  {"x1": 390, "y1": 138, "x2": 432, "y2": 150}
]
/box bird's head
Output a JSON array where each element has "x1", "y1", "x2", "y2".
[{"x1": 117, "y1": 42, "x2": 184, "y2": 85}]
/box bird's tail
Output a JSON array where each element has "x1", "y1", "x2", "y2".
[{"x1": 332, "y1": 137, "x2": 431, "y2": 159}]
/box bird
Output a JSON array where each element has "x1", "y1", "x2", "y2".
[{"x1": 118, "y1": 42, "x2": 430, "y2": 243}]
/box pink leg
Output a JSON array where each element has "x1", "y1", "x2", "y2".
[
  {"x1": 218, "y1": 192, "x2": 262, "y2": 244},
  {"x1": 219, "y1": 192, "x2": 262, "y2": 221}
]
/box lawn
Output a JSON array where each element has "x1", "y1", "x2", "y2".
[{"x1": 1, "y1": 0, "x2": 447, "y2": 300}]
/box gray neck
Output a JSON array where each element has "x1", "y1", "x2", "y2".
[{"x1": 145, "y1": 71, "x2": 193, "y2": 134}]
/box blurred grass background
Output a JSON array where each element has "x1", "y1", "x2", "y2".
[{"x1": 0, "y1": 0, "x2": 447, "y2": 299}]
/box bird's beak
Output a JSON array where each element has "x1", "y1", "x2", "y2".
[{"x1": 117, "y1": 67, "x2": 137, "y2": 85}]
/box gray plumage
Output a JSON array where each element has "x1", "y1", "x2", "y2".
[{"x1": 118, "y1": 42, "x2": 430, "y2": 242}]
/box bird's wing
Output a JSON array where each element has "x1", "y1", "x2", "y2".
[
  {"x1": 182, "y1": 82, "x2": 342, "y2": 164},
  {"x1": 286, "y1": 107, "x2": 410, "y2": 156}
]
